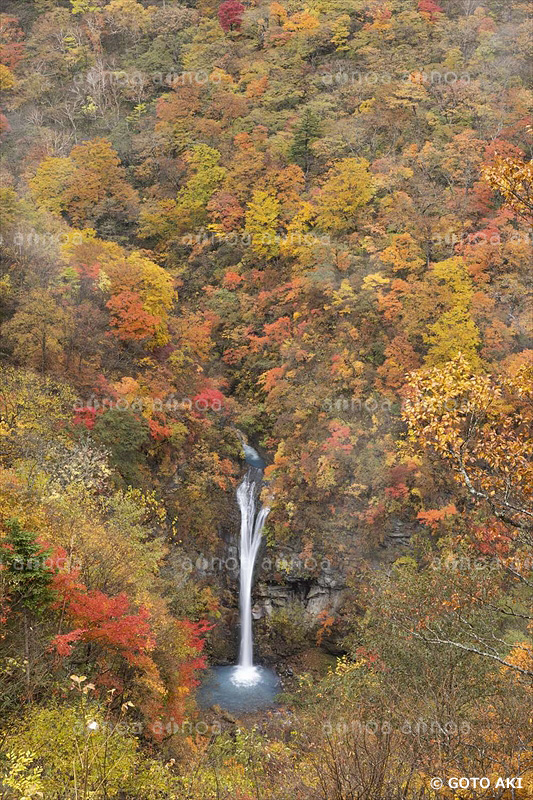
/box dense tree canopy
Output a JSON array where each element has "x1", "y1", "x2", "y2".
[{"x1": 0, "y1": 0, "x2": 531, "y2": 797}]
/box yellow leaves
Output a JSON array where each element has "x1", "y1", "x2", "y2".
[
  {"x1": 30, "y1": 139, "x2": 138, "y2": 226},
  {"x1": 62, "y1": 234, "x2": 175, "y2": 347},
  {"x1": 330, "y1": 14, "x2": 351, "y2": 51},
  {"x1": 380, "y1": 233, "x2": 425, "y2": 273},
  {"x1": 331, "y1": 280, "x2": 358, "y2": 314},
  {"x1": 244, "y1": 189, "x2": 281, "y2": 259},
  {"x1": 104, "y1": 0, "x2": 152, "y2": 32},
  {"x1": 70, "y1": 0, "x2": 101, "y2": 13},
  {"x1": 424, "y1": 257, "x2": 481, "y2": 366},
  {"x1": 358, "y1": 98, "x2": 375, "y2": 114},
  {"x1": 283, "y1": 9, "x2": 320, "y2": 33},
  {"x1": 362, "y1": 272, "x2": 390, "y2": 291},
  {"x1": 0, "y1": 64, "x2": 16, "y2": 90},
  {"x1": 175, "y1": 144, "x2": 227, "y2": 229},
  {"x1": 125, "y1": 252, "x2": 175, "y2": 345},
  {"x1": 269, "y1": 2, "x2": 288, "y2": 25},
  {"x1": 425, "y1": 307, "x2": 481, "y2": 367},
  {"x1": 315, "y1": 158, "x2": 375, "y2": 233},
  {"x1": 316, "y1": 455, "x2": 337, "y2": 489},
  {"x1": 503, "y1": 642, "x2": 533, "y2": 676},
  {"x1": 69, "y1": 674, "x2": 87, "y2": 687},
  {"x1": 386, "y1": 82, "x2": 428, "y2": 110},
  {"x1": 29, "y1": 157, "x2": 76, "y2": 215},
  {"x1": 482, "y1": 155, "x2": 533, "y2": 222},
  {"x1": 403, "y1": 354, "x2": 533, "y2": 529},
  {"x1": 403, "y1": 354, "x2": 491, "y2": 452},
  {"x1": 209, "y1": 67, "x2": 234, "y2": 87},
  {"x1": 279, "y1": 200, "x2": 317, "y2": 259},
  {"x1": 430, "y1": 257, "x2": 472, "y2": 295},
  {"x1": 345, "y1": 482, "x2": 368, "y2": 497},
  {"x1": 333, "y1": 654, "x2": 362, "y2": 676},
  {"x1": 112, "y1": 376, "x2": 140, "y2": 400},
  {"x1": 0, "y1": 369, "x2": 76, "y2": 439},
  {"x1": 2, "y1": 749, "x2": 44, "y2": 799}
]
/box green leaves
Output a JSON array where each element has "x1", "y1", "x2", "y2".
[{"x1": 0, "y1": 519, "x2": 56, "y2": 615}]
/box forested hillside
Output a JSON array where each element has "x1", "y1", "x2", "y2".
[{"x1": 0, "y1": 0, "x2": 532, "y2": 797}]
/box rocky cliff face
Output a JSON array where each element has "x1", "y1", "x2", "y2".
[
  {"x1": 178, "y1": 515, "x2": 417, "y2": 664},
  {"x1": 253, "y1": 566, "x2": 346, "y2": 618},
  {"x1": 206, "y1": 537, "x2": 347, "y2": 618},
  {"x1": 212, "y1": 517, "x2": 415, "y2": 621}
]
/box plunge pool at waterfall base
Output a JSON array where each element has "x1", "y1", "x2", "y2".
[{"x1": 197, "y1": 666, "x2": 280, "y2": 714}]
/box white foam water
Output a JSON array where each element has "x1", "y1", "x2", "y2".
[{"x1": 236, "y1": 465, "x2": 270, "y2": 670}]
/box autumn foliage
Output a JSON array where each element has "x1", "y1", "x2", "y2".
[
  {"x1": 218, "y1": 1, "x2": 245, "y2": 32},
  {"x1": 0, "y1": 0, "x2": 532, "y2": 795}
]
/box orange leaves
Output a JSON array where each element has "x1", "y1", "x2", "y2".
[
  {"x1": 70, "y1": 591, "x2": 155, "y2": 664},
  {"x1": 174, "y1": 310, "x2": 214, "y2": 364},
  {"x1": 260, "y1": 365, "x2": 287, "y2": 394},
  {"x1": 30, "y1": 138, "x2": 139, "y2": 227},
  {"x1": 50, "y1": 559, "x2": 211, "y2": 734},
  {"x1": 504, "y1": 641, "x2": 533, "y2": 676},
  {"x1": 262, "y1": 316, "x2": 292, "y2": 345},
  {"x1": 65, "y1": 239, "x2": 175, "y2": 347},
  {"x1": 155, "y1": 84, "x2": 203, "y2": 125},
  {"x1": 148, "y1": 417, "x2": 172, "y2": 441},
  {"x1": 363, "y1": 3, "x2": 392, "y2": 31},
  {"x1": 245, "y1": 75, "x2": 269, "y2": 99},
  {"x1": 316, "y1": 609, "x2": 335, "y2": 646},
  {"x1": 269, "y1": 2, "x2": 288, "y2": 26},
  {"x1": 207, "y1": 191, "x2": 244, "y2": 233},
  {"x1": 50, "y1": 629, "x2": 85, "y2": 657},
  {"x1": 385, "y1": 484, "x2": 409, "y2": 500},
  {"x1": 222, "y1": 269, "x2": 243, "y2": 289},
  {"x1": 0, "y1": 15, "x2": 25, "y2": 69},
  {"x1": 322, "y1": 421, "x2": 353, "y2": 454},
  {"x1": 417, "y1": 504, "x2": 457, "y2": 530},
  {"x1": 469, "y1": 521, "x2": 513, "y2": 557},
  {"x1": 377, "y1": 334, "x2": 421, "y2": 392},
  {"x1": 106, "y1": 290, "x2": 161, "y2": 342},
  {"x1": 283, "y1": 9, "x2": 320, "y2": 33}
]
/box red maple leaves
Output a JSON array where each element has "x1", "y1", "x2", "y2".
[
  {"x1": 418, "y1": 0, "x2": 443, "y2": 17},
  {"x1": 51, "y1": 575, "x2": 155, "y2": 668},
  {"x1": 218, "y1": 1, "x2": 245, "y2": 32},
  {"x1": 49, "y1": 560, "x2": 209, "y2": 731}
]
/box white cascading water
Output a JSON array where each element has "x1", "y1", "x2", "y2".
[{"x1": 233, "y1": 466, "x2": 270, "y2": 686}]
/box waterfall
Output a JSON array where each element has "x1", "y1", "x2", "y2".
[
  {"x1": 234, "y1": 462, "x2": 270, "y2": 683},
  {"x1": 196, "y1": 437, "x2": 280, "y2": 709}
]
